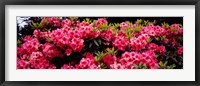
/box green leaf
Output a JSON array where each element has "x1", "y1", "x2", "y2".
[
  {"x1": 179, "y1": 56, "x2": 183, "y2": 59},
  {"x1": 153, "y1": 20, "x2": 157, "y2": 24},
  {"x1": 100, "y1": 63, "x2": 106, "y2": 69},
  {"x1": 94, "y1": 57, "x2": 98, "y2": 62},
  {"x1": 155, "y1": 37, "x2": 159, "y2": 41},
  {"x1": 155, "y1": 54, "x2": 159, "y2": 58},
  {"x1": 143, "y1": 64, "x2": 148, "y2": 69},
  {"x1": 178, "y1": 24, "x2": 183, "y2": 27},
  {"x1": 89, "y1": 43, "x2": 93, "y2": 48},
  {"x1": 31, "y1": 21, "x2": 36, "y2": 26},
  {"x1": 164, "y1": 61, "x2": 168, "y2": 66},
  {"x1": 134, "y1": 64, "x2": 138, "y2": 69},
  {"x1": 46, "y1": 38, "x2": 53, "y2": 42},
  {"x1": 98, "y1": 39, "x2": 101, "y2": 45},
  {"x1": 139, "y1": 62, "x2": 142, "y2": 68},
  {"x1": 147, "y1": 38, "x2": 153, "y2": 43},
  {"x1": 160, "y1": 35, "x2": 166, "y2": 40},
  {"x1": 102, "y1": 42, "x2": 107, "y2": 45},
  {"x1": 159, "y1": 61, "x2": 164, "y2": 67},
  {"x1": 136, "y1": 19, "x2": 142, "y2": 24},
  {"x1": 95, "y1": 52, "x2": 99, "y2": 57},
  {"x1": 93, "y1": 40, "x2": 99, "y2": 46},
  {"x1": 170, "y1": 56, "x2": 178, "y2": 63},
  {"x1": 134, "y1": 26, "x2": 141, "y2": 32},
  {"x1": 169, "y1": 64, "x2": 176, "y2": 69}
]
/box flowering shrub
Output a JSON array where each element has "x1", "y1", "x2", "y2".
[{"x1": 17, "y1": 17, "x2": 183, "y2": 69}]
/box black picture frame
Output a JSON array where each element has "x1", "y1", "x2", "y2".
[{"x1": 0, "y1": 0, "x2": 199, "y2": 86}]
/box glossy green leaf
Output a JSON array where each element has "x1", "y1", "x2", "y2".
[{"x1": 93, "y1": 40, "x2": 99, "y2": 46}]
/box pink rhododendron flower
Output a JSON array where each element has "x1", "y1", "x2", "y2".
[
  {"x1": 76, "y1": 54, "x2": 100, "y2": 69},
  {"x1": 33, "y1": 29, "x2": 41, "y2": 38},
  {"x1": 61, "y1": 19, "x2": 71, "y2": 27},
  {"x1": 148, "y1": 43, "x2": 158, "y2": 51},
  {"x1": 30, "y1": 57, "x2": 52, "y2": 69},
  {"x1": 110, "y1": 62, "x2": 125, "y2": 69},
  {"x1": 163, "y1": 38, "x2": 169, "y2": 44},
  {"x1": 40, "y1": 31, "x2": 52, "y2": 40},
  {"x1": 42, "y1": 43, "x2": 62, "y2": 60},
  {"x1": 119, "y1": 50, "x2": 158, "y2": 69},
  {"x1": 141, "y1": 24, "x2": 166, "y2": 36},
  {"x1": 29, "y1": 51, "x2": 43, "y2": 60},
  {"x1": 130, "y1": 34, "x2": 150, "y2": 51},
  {"x1": 177, "y1": 47, "x2": 183, "y2": 55},
  {"x1": 65, "y1": 48, "x2": 72, "y2": 56},
  {"x1": 69, "y1": 37, "x2": 84, "y2": 52},
  {"x1": 95, "y1": 18, "x2": 108, "y2": 27},
  {"x1": 17, "y1": 58, "x2": 30, "y2": 69},
  {"x1": 61, "y1": 64, "x2": 74, "y2": 69},
  {"x1": 156, "y1": 45, "x2": 166, "y2": 54},
  {"x1": 102, "y1": 54, "x2": 117, "y2": 67},
  {"x1": 52, "y1": 17, "x2": 60, "y2": 27},
  {"x1": 113, "y1": 36, "x2": 129, "y2": 51},
  {"x1": 171, "y1": 39, "x2": 177, "y2": 46},
  {"x1": 23, "y1": 35, "x2": 32, "y2": 42},
  {"x1": 120, "y1": 22, "x2": 129, "y2": 30},
  {"x1": 77, "y1": 21, "x2": 99, "y2": 39},
  {"x1": 21, "y1": 38, "x2": 40, "y2": 54},
  {"x1": 101, "y1": 29, "x2": 113, "y2": 41}
]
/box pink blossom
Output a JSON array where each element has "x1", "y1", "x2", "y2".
[
  {"x1": 148, "y1": 43, "x2": 158, "y2": 51},
  {"x1": 17, "y1": 58, "x2": 30, "y2": 69},
  {"x1": 77, "y1": 21, "x2": 99, "y2": 39},
  {"x1": 130, "y1": 34, "x2": 150, "y2": 51},
  {"x1": 29, "y1": 51, "x2": 43, "y2": 60},
  {"x1": 21, "y1": 38, "x2": 40, "y2": 54},
  {"x1": 61, "y1": 64, "x2": 74, "y2": 69},
  {"x1": 119, "y1": 51, "x2": 158, "y2": 69},
  {"x1": 61, "y1": 19, "x2": 71, "y2": 27},
  {"x1": 101, "y1": 29, "x2": 113, "y2": 41},
  {"x1": 40, "y1": 31, "x2": 52, "y2": 40},
  {"x1": 30, "y1": 57, "x2": 52, "y2": 69},
  {"x1": 113, "y1": 36, "x2": 129, "y2": 51},
  {"x1": 65, "y1": 48, "x2": 72, "y2": 56},
  {"x1": 177, "y1": 47, "x2": 183, "y2": 54},
  {"x1": 42, "y1": 43, "x2": 62, "y2": 60},
  {"x1": 52, "y1": 17, "x2": 60, "y2": 27},
  {"x1": 110, "y1": 62, "x2": 125, "y2": 69},
  {"x1": 33, "y1": 29, "x2": 41, "y2": 38},
  {"x1": 120, "y1": 22, "x2": 129, "y2": 30},
  {"x1": 95, "y1": 18, "x2": 108, "y2": 27},
  {"x1": 69, "y1": 37, "x2": 84, "y2": 52},
  {"x1": 156, "y1": 45, "x2": 166, "y2": 54},
  {"x1": 163, "y1": 38, "x2": 169, "y2": 44},
  {"x1": 23, "y1": 36, "x2": 32, "y2": 42},
  {"x1": 76, "y1": 54, "x2": 100, "y2": 69},
  {"x1": 102, "y1": 54, "x2": 117, "y2": 67}
]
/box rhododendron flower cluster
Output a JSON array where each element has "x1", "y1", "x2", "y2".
[
  {"x1": 76, "y1": 52, "x2": 100, "y2": 69},
  {"x1": 95, "y1": 18, "x2": 108, "y2": 27},
  {"x1": 19, "y1": 38, "x2": 41, "y2": 55},
  {"x1": 77, "y1": 21, "x2": 101, "y2": 39},
  {"x1": 130, "y1": 34, "x2": 150, "y2": 51},
  {"x1": 101, "y1": 29, "x2": 113, "y2": 41},
  {"x1": 141, "y1": 24, "x2": 166, "y2": 36},
  {"x1": 42, "y1": 43, "x2": 62, "y2": 60},
  {"x1": 118, "y1": 50, "x2": 158, "y2": 69},
  {"x1": 113, "y1": 36, "x2": 129, "y2": 51},
  {"x1": 17, "y1": 17, "x2": 183, "y2": 69},
  {"x1": 177, "y1": 47, "x2": 183, "y2": 55},
  {"x1": 120, "y1": 22, "x2": 129, "y2": 30},
  {"x1": 102, "y1": 54, "x2": 117, "y2": 67}
]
